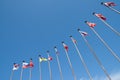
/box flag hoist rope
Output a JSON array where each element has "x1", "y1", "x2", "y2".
[
  {"x1": 70, "y1": 36, "x2": 93, "y2": 80},
  {"x1": 79, "y1": 31, "x2": 112, "y2": 80},
  {"x1": 62, "y1": 42, "x2": 77, "y2": 80},
  {"x1": 54, "y1": 47, "x2": 64, "y2": 80},
  {"x1": 91, "y1": 28, "x2": 120, "y2": 62}
]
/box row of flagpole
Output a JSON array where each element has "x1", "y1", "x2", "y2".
[{"x1": 10, "y1": 1, "x2": 120, "y2": 80}]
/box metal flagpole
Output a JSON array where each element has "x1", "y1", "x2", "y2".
[
  {"x1": 62, "y1": 42, "x2": 77, "y2": 80},
  {"x1": 20, "y1": 62, "x2": 24, "y2": 80},
  {"x1": 38, "y1": 55, "x2": 42, "y2": 80},
  {"x1": 70, "y1": 36, "x2": 93, "y2": 80},
  {"x1": 10, "y1": 70, "x2": 14, "y2": 80},
  {"x1": 98, "y1": 17, "x2": 120, "y2": 37},
  {"x1": 29, "y1": 68, "x2": 32, "y2": 80},
  {"x1": 78, "y1": 29, "x2": 112, "y2": 80},
  {"x1": 54, "y1": 47, "x2": 64, "y2": 80},
  {"x1": 90, "y1": 27, "x2": 120, "y2": 62},
  {"x1": 47, "y1": 51, "x2": 52, "y2": 80},
  {"x1": 108, "y1": 6, "x2": 120, "y2": 14}
]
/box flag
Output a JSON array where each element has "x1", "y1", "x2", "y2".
[
  {"x1": 63, "y1": 43, "x2": 68, "y2": 52},
  {"x1": 86, "y1": 21, "x2": 96, "y2": 28},
  {"x1": 39, "y1": 57, "x2": 48, "y2": 62},
  {"x1": 13, "y1": 63, "x2": 19, "y2": 70},
  {"x1": 94, "y1": 13, "x2": 106, "y2": 20},
  {"x1": 22, "y1": 62, "x2": 29, "y2": 68},
  {"x1": 104, "y1": 2, "x2": 116, "y2": 7},
  {"x1": 80, "y1": 31, "x2": 88, "y2": 36},
  {"x1": 71, "y1": 37, "x2": 77, "y2": 44},
  {"x1": 54, "y1": 47, "x2": 59, "y2": 54},
  {"x1": 29, "y1": 59, "x2": 34, "y2": 68},
  {"x1": 48, "y1": 56, "x2": 52, "y2": 61}
]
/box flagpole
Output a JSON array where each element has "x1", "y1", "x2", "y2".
[
  {"x1": 70, "y1": 36, "x2": 93, "y2": 80},
  {"x1": 90, "y1": 27, "x2": 120, "y2": 62},
  {"x1": 38, "y1": 55, "x2": 42, "y2": 80},
  {"x1": 47, "y1": 51, "x2": 52, "y2": 80},
  {"x1": 54, "y1": 47, "x2": 64, "y2": 80},
  {"x1": 99, "y1": 17, "x2": 120, "y2": 37},
  {"x1": 20, "y1": 66, "x2": 23, "y2": 80},
  {"x1": 78, "y1": 29, "x2": 112, "y2": 80},
  {"x1": 10, "y1": 70, "x2": 14, "y2": 80},
  {"x1": 29, "y1": 68, "x2": 32, "y2": 80},
  {"x1": 93, "y1": 13, "x2": 120, "y2": 37},
  {"x1": 108, "y1": 6, "x2": 120, "y2": 14},
  {"x1": 62, "y1": 42, "x2": 76, "y2": 80}
]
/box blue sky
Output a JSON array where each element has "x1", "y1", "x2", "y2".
[{"x1": 1, "y1": 0, "x2": 120, "y2": 80}]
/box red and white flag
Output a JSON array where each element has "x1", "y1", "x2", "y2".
[
  {"x1": 13, "y1": 63, "x2": 19, "y2": 70},
  {"x1": 80, "y1": 31, "x2": 88, "y2": 36},
  {"x1": 71, "y1": 37, "x2": 77, "y2": 44},
  {"x1": 86, "y1": 21, "x2": 96, "y2": 28},
  {"x1": 22, "y1": 62, "x2": 29, "y2": 69},
  {"x1": 104, "y1": 2, "x2": 116, "y2": 7},
  {"x1": 63, "y1": 43, "x2": 68, "y2": 52},
  {"x1": 48, "y1": 56, "x2": 53, "y2": 61},
  {"x1": 29, "y1": 60, "x2": 34, "y2": 68},
  {"x1": 94, "y1": 13, "x2": 106, "y2": 21}
]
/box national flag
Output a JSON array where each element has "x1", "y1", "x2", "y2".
[
  {"x1": 86, "y1": 21, "x2": 96, "y2": 28},
  {"x1": 71, "y1": 37, "x2": 77, "y2": 44},
  {"x1": 48, "y1": 56, "x2": 52, "y2": 61},
  {"x1": 80, "y1": 31, "x2": 88, "y2": 36},
  {"x1": 39, "y1": 57, "x2": 48, "y2": 62},
  {"x1": 62, "y1": 43, "x2": 68, "y2": 52},
  {"x1": 104, "y1": 2, "x2": 116, "y2": 7},
  {"x1": 54, "y1": 47, "x2": 59, "y2": 54},
  {"x1": 29, "y1": 59, "x2": 34, "y2": 68},
  {"x1": 94, "y1": 13, "x2": 106, "y2": 20},
  {"x1": 13, "y1": 63, "x2": 19, "y2": 70},
  {"x1": 22, "y1": 62, "x2": 29, "y2": 68}
]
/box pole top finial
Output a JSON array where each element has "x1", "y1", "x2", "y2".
[
  {"x1": 84, "y1": 21, "x2": 87, "y2": 23},
  {"x1": 77, "y1": 28, "x2": 80, "y2": 31},
  {"x1": 69, "y1": 35, "x2": 72, "y2": 37},
  {"x1": 101, "y1": 2, "x2": 104, "y2": 5},
  {"x1": 62, "y1": 41, "x2": 64, "y2": 43},
  {"x1": 92, "y1": 12, "x2": 96, "y2": 15},
  {"x1": 54, "y1": 46, "x2": 57, "y2": 48}
]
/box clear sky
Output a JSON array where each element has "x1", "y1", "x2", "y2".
[{"x1": 1, "y1": 0, "x2": 120, "y2": 80}]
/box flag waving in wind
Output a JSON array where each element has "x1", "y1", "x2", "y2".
[
  {"x1": 70, "y1": 36, "x2": 77, "y2": 44},
  {"x1": 29, "y1": 59, "x2": 34, "y2": 68},
  {"x1": 62, "y1": 42, "x2": 68, "y2": 52},
  {"x1": 93, "y1": 13, "x2": 106, "y2": 21},
  {"x1": 102, "y1": 2, "x2": 116, "y2": 7},
  {"x1": 85, "y1": 21, "x2": 96, "y2": 28},
  {"x1": 48, "y1": 56, "x2": 53, "y2": 61},
  {"x1": 22, "y1": 61, "x2": 29, "y2": 69},
  {"x1": 80, "y1": 31, "x2": 88, "y2": 36},
  {"x1": 13, "y1": 63, "x2": 19, "y2": 70}
]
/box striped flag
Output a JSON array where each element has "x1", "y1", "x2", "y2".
[
  {"x1": 22, "y1": 61, "x2": 29, "y2": 69},
  {"x1": 71, "y1": 36, "x2": 77, "y2": 44}
]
